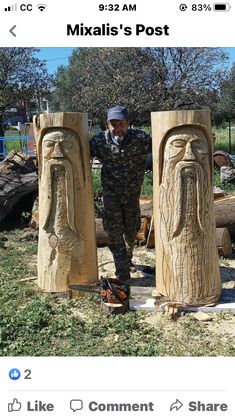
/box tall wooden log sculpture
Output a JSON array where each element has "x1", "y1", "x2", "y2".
[
  {"x1": 34, "y1": 113, "x2": 98, "y2": 292},
  {"x1": 151, "y1": 110, "x2": 221, "y2": 305}
]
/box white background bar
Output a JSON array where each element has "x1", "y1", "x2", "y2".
[{"x1": 0, "y1": 0, "x2": 234, "y2": 46}]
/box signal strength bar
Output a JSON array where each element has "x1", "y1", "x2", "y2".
[{"x1": 4, "y1": 3, "x2": 17, "y2": 11}]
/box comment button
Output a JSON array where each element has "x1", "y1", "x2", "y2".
[{"x1": 70, "y1": 399, "x2": 83, "y2": 412}]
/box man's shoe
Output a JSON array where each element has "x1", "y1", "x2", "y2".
[{"x1": 129, "y1": 260, "x2": 137, "y2": 273}]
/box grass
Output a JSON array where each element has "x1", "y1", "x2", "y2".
[
  {"x1": 141, "y1": 171, "x2": 153, "y2": 195},
  {"x1": 92, "y1": 168, "x2": 103, "y2": 194},
  {"x1": 212, "y1": 126, "x2": 235, "y2": 194},
  {"x1": 213, "y1": 126, "x2": 235, "y2": 153},
  {"x1": 0, "y1": 229, "x2": 235, "y2": 356},
  {"x1": 2, "y1": 130, "x2": 25, "y2": 154}
]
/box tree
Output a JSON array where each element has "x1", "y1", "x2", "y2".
[
  {"x1": 213, "y1": 63, "x2": 235, "y2": 125},
  {"x1": 0, "y1": 48, "x2": 53, "y2": 137},
  {"x1": 52, "y1": 47, "x2": 228, "y2": 125}
]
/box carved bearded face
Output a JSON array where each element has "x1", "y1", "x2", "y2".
[
  {"x1": 160, "y1": 127, "x2": 210, "y2": 239},
  {"x1": 163, "y1": 127, "x2": 209, "y2": 175},
  {"x1": 42, "y1": 129, "x2": 80, "y2": 164}
]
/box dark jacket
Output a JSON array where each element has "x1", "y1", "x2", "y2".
[{"x1": 90, "y1": 128, "x2": 151, "y2": 195}]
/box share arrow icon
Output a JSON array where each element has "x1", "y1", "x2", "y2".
[{"x1": 170, "y1": 399, "x2": 183, "y2": 411}]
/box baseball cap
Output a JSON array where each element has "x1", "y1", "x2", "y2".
[{"x1": 107, "y1": 105, "x2": 128, "y2": 121}]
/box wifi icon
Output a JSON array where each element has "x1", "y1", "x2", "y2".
[{"x1": 37, "y1": 4, "x2": 47, "y2": 11}]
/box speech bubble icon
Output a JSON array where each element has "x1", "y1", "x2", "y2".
[{"x1": 70, "y1": 399, "x2": 83, "y2": 412}]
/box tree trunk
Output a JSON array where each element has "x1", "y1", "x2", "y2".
[
  {"x1": 151, "y1": 109, "x2": 221, "y2": 306},
  {"x1": 34, "y1": 112, "x2": 98, "y2": 293}
]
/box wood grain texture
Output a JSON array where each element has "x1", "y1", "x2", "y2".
[
  {"x1": 151, "y1": 110, "x2": 221, "y2": 305},
  {"x1": 34, "y1": 113, "x2": 98, "y2": 292}
]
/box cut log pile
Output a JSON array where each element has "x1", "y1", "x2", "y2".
[
  {"x1": 0, "y1": 151, "x2": 38, "y2": 223},
  {"x1": 95, "y1": 194, "x2": 235, "y2": 256}
]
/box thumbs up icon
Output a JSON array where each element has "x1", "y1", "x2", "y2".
[
  {"x1": 9, "y1": 368, "x2": 21, "y2": 381},
  {"x1": 8, "y1": 398, "x2": 22, "y2": 412}
]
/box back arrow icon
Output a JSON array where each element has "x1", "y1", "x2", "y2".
[{"x1": 9, "y1": 25, "x2": 16, "y2": 37}]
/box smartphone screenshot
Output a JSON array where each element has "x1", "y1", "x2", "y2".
[{"x1": 0, "y1": 1, "x2": 234, "y2": 417}]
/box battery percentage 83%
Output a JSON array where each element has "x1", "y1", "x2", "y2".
[{"x1": 192, "y1": 4, "x2": 212, "y2": 11}]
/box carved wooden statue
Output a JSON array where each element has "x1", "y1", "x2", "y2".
[
  {"x1": 151, "y1": 110, "x2": 221, "y2": 305},
  {"x1": 34, "y1": 113, "x2": 98, "y2": 293}
]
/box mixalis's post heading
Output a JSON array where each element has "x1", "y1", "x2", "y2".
[{"x1": 66, "y1": 23, "x2": 170, "y2": 37}]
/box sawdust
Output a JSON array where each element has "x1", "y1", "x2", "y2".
[{"x1": 97, "y1": 244, "x2": 235, "y2": 338}]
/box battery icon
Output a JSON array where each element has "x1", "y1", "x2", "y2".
[{"x1": 213, "y1": 3, "x2": 231, "y2": 11}]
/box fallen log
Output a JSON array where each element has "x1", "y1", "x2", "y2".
[
  {"x1": 216, "y1": 227, "x2": 232, "y2": 258},
  {"x1": 0, "y1": 150, "x2": 38, "y2": 223},
  {"x1": 214, "y1": 195, "x2": 235, "y2": 235},
  {"x1": 139, "y1": 195, "x2": 153, "y2": 218},
  {"x1": 95, "y1": 215, "x2": 151, "y2": 246},
  {"x1": 96, "y1": 218, "x2": 108, "y2": 246}
]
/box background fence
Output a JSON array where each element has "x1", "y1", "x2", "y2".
[{"x1": 0, "y1": 136, "x2": 35, "y2": 159}]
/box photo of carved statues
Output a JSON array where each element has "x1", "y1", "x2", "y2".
[{"x1": 0, "y1": 47, "x2": 235, "y2": 357}]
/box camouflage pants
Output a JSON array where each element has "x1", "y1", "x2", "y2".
[{"x1": 103, "y1": 189, "x2": 141, "y2": 280}]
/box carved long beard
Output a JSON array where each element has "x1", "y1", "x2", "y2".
[
  {"x1": 172, "y1": 161, "x2": 206, "y2": 239},
  {"x1": 159, "y1": 161, "x2": 212, "y2": 303},
  {"x1": 40, "y1": 159, "x2": 77, "y2": 233}
]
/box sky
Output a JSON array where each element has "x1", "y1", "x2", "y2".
[
  {"x1": 36, "y1": 47, "x2": 235, "y2": 75},
  {"x1": 36, "y1": 48, "x2": 74, "y2": 74}
]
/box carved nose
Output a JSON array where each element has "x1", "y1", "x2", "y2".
[
  {"x1": 183, "y1": 142, "x2": 195, "y2": 161},
  {"x1": 51, "y1": 142, "x2": 64, "y2": 158}
]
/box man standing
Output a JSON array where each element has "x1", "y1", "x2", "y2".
[{"x1": 90, "y1": 106, "x2": 151, "y2": 302}]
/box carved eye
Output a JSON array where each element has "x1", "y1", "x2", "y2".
[
  {"x1": 44, "y1": 141, "x2": 54, "y2": 148},
  {"x1": 194, "y1": 139, "x2": 202, "y2": 146},
  {"x1": 193, "y1": 139, "x2": 208, "y2": 154},
  {"x1": 172, "y1": 139, "x2": 185, "y2": 148},
  {"x1": 62, "y1": 141, "x2": 73, "y2": 151}
]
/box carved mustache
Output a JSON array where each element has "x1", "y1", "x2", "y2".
[{"x1": 172, "y1": 161, "x2": 206, "y2": 239}]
